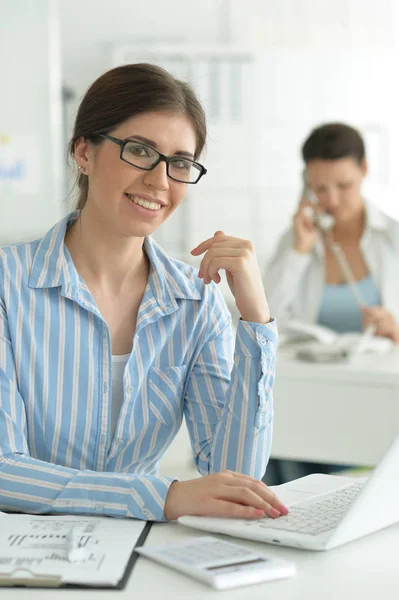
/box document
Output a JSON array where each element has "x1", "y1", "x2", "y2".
[
  {"x1": 0, "y1": 513, "x2": 149, "y2": 588},
  {"x1": 281, "y1": 319, "x2": 393, "y2": 354}
]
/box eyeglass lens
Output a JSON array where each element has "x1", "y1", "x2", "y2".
[{"x1": 122, "y1": 141, "x2": 201, "y2": 183}]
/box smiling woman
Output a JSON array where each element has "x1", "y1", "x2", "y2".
[
  {"x1": 71, "y1": 109, "x2": 199, "y2": 240},
  {"x1": 0, "y1": 63, "x2": 286, "y2": 523}
]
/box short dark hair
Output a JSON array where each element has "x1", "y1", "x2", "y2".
[
  {"x1": 69, "y1": 63, "x2": 207, "y2": 209},
  {"x1": 301, "y1": 123, "x2": 365, "y2": 166}
]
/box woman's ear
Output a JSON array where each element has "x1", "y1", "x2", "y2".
[{"x1": 74, "y1": 137, "x2": 90, "y2": 173}]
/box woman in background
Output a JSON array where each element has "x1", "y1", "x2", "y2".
[
  {"x1": 0, "y1": 64, "x2": 287, "y2": 521},
  {"x1": 263, "y1": 122, "x2": 399, "y2": 485}
]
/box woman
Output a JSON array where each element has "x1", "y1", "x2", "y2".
[
  {"x1": 263, "y1": 122, "x2": 399, "y2": 485},
  {"x1": 0, "y1": 64, "x2": 287, "y2": 521},
  {"x1": 265, "y1": 122, "x2": 399, "y2": 340}
]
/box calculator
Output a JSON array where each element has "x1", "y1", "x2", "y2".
[{"x1": 135, "y1": 536, "x2": 296, "y2": 590}]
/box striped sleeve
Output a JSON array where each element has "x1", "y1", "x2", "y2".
[
  {"x1": 0, "y1": 290, "x2": 173, "y2": 521},
  {"x1": 0, "y1": 454, "x2": 173, "y2": 520},
  {"x1": 184, "y1": 286, "x2": 278, "y2": 479}
]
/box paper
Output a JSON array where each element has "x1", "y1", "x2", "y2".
[
  {"x1": 283, "y1": 319, "x2": 339, "y2": 345},
  {"x1": 0, "y1": 514, "x2": 146, "y2": 586},
  {"x1": 281, "y1": 319, "x2": 394, "y2": 355}
]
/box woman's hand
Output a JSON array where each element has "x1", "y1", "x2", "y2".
[
  {"x1": 361, "y1": 306, "x2": 399, "y2": 342},
  {"x1": 164, "y1": 470, "x2": 289, "y2": 521},
  {"x1": 191, "y1": 231, "x2": 270, "y2": 324},
  {"x1": 293, "y1": 198, "x2": 319, "y2": 254}
]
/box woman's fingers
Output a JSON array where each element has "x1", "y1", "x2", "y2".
[
  {"x1": 376, "y1": 318, "x2": 393, "y2": 337},
  {"x1": 221, "y1": 471, "x2": 288, "y2": 514},
  {"x1": 362, "y1": 306, "x2": 397, "y2": 339},
  {"x1": 197, "y1": 499, "x2": 267, "y2": 519},
  {"x1": 216, "y1": 486, "x2": 282, "y2": 518},
  {"x1": 191, "y1": 234, "x2": 242, "y2": 256},
  {"x1": 223, "y1": 479, "x2": 288, "y2": 515},
  {"x1": 193, "y1": 235, "x2": 254, "y2": 285},
  {"x1": 198, "y1": 247, "x2": 242, "y2": 281},
  {"x1": 204, "y1": 257, "x2": 240, "y2": 284}
]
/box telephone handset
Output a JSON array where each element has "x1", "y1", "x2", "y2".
[
  {"x1": 301, "y1": 170, "x2": 365, "y2": 308},
  {"x1": 301, "y1": 170, "x2": 335, "y2": 231}
]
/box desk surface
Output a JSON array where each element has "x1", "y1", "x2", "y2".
[
  {"x1": 276, "y1": 344, "x2": 399, "y2": 386},
  {"x1": 5, "y1": 521, "x2": 399, "y2": 599},
  {"x1": 271, "y1": 345, "x2": 399, "y2": 465}
]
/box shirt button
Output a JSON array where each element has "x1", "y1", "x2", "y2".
[
  {"x1": 126, "y1": 386, "x2": 133, "y2": 394},
  {"x1": 95, "y1": 503, "x2": 103, "y2": 512},
  {"x1": 258, "y1": 337, "x2": 267, "y2": 346},
  {"x1": 99, "y1": 434, "x2": 106, "y2": 444},
  {"x1": 142, "y1": 508, "x2": 152, "y2": 519},
  {"x1": 117, "y1": 438, "x2": 125, "y2": 446}
]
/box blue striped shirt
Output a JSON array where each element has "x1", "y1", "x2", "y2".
[{"x1": 0, "y1": 212, "x2": 277, "y2": 521}]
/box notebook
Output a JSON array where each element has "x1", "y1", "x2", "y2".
[
  {"x1": 0, "y1": 514, "x2": 151, "y2": 588},
  {"x1": 178, "y1": 434, "x2": 399, "y2": 551}
]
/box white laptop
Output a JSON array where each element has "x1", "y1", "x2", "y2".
[{"x1": 178, "y1": 435, "x2": 399, "y2": 551}]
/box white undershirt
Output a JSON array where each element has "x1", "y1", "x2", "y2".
[{"x1": 111, "y1": 354, "x2": 130, "y2": 439}]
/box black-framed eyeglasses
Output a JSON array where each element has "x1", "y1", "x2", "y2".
[{"x1": 98, "y1": 133, "x2": 207, "y2": 184}]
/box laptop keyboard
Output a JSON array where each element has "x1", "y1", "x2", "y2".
[{"x1": 244, "y1": 482, "x2": 365, "y2": 536}]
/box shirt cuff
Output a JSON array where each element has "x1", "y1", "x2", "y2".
[
  {"x1": 128, "y1": 475, "x2": 177, "y2": 521},
  {"x1": 235, "y1": 318, "x2": 278, "y2": 358}
]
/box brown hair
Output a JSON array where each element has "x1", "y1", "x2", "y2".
[
  {"x1": 302, "y1": 123, "x2": 365, "y2": 166},
  {"x1": 69, "y1": 63, "x2": 207, "y2": 209}
]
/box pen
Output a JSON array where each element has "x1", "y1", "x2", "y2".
[{"x1": 67, "y1": 526, "x2": 89, "y2": 563}]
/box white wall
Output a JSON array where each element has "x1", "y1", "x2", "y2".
[
  {"x1": 0, "y1": 0, "x2": 63, "y2": 244},
  {"x1": 2, "y1": 1, "x2": 397, "y2": 255},
  {"x1": 60, "y1": 0, "x2": 227, "y2": 95},
  {"x1": 59, "y1": 0, "x2": 399, "y2": 273}
]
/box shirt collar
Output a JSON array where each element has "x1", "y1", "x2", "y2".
[
  {"x1": 314, "y1": 201, "x2": 394, "y2": 256},
  {"x1": 143, "y1": 237, "x2": 202, "y2": 308},
  {"x1": 29, "y1": 211, "x2": 202, "y2": 304},
  {"x1": 364, "y1": 201, "x2": 393, "y2": 240},
  {"x1": 28, "y1": 211, "x2": 81, "y2": 290}
]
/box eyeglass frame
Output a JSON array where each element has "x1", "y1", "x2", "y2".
[{"x1": 97, "y1": 133, "x2": 207, "y2": 184}]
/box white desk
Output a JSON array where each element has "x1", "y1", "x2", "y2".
[
  {"x1": 271, "y1": 346, "x2": 399, "y2": 466},
  {"x1": 5, "y1": 521, "x2": 399, "y2": 599}
]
